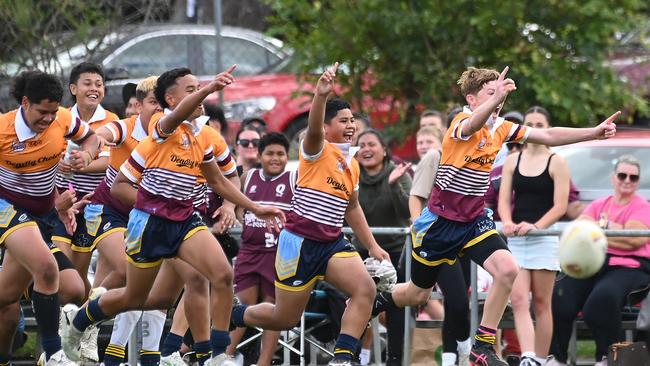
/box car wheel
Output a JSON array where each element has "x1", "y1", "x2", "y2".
[{"x1": 284, "y1": 116, "x2": 308, "y2": 160}]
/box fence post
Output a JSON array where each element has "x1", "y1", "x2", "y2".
[{"x1": 402, "y1": 233, "x2": 413, "y2": 366}]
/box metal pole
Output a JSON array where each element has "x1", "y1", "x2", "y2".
[
  {"x1": 128, "y1": 318, "x2": 140, "y2": 366},
  {"x1": 402, "y1": 234, "x2": 413, "y2": 366},
  {"x1": 470, "y1": 261, "x2": 479, "y2": 339},
  {"x1": 213, "y1": 0, "x2": 224, "y2": 106}
]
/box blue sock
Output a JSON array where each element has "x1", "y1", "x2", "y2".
[
  {"x1": 103, "y1": 344, "x2": 126, "y2": 366},
  {"x1": 210, "y1": 329, "x2": 231, "y2": 357},
  {"x1": 31, "y1": 291, "x2": 61, "y2": 360},
  {"x1": 72, "y1": 298, "x2": 107, "y2": 331},
  {"x1": 194, "y1": 340, "x2": 212, "y2": 365},
  {"x1": 161, "y1": 332, "x2": 183, "y2": 357},
  {"x1": 333, "y1": 333, "x2": 359, "y2": 361},
  {"x1": 231, "y1": 304, "x2": 248, "y2": 328},
  {"x1": 140, "y1": 350, "x2": 161, "y2": 366}
]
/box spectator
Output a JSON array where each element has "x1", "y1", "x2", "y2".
[
  {"x1": 352, "y1": 112, "x2": 371, "y2": 144},
  {"x1": 354, "y1": 129, "x2": 411, "y2": 366},
  {"x1": 419, "y1": 109, "x2": 446, "y2": 135},
  {"x1": 235, "y1": 127, "x2": 261, "y2": 176},
  {"x1": 415, "y1": 126, "x2": 443, "y2": 159},
  {"x1": 203, "y1": 103, "x2": 229, "y2": 138},
  {"x1": 498, "y1": 106, "x2": 571, "y2": 366},
  {"x1": 548, "y1": 155, "x2": 650, "y2": 366},
  {"x1": 122, "y1": 82, "x2": 137, "y2": 117},
  {"x1": 242, "y1": 116, "x2": 268, "y2": 136}
]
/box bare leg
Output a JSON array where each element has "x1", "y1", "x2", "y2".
[
  {"x1": 531, "y1": 270, "x2": 556, "y2": 358},
  {"x1": 95, "y1": 231, "x2": 127, "y2": 289},
  {"x1": 480, "y1": 250, "x2": 519, "y2": 328},
  {"x1": 511, "y1": 269, "x2": 534, "y2": 353}
]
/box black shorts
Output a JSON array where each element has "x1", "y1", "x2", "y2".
[
  {"x1": 410, "y1": 207, "x2": 508, "y2": 289},
  {"x1": 125, "y1": 209, "x2": 208, "y2": 268}
]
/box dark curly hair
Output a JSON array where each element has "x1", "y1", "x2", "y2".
[
  {"x1": 12, "y1": 70, "x2": 63, "y2": 104},
  {"x1": 154, "y1": 67, "x2": 193, "y2": 109},
  {"x1": 324, "y1": 97, "x2": 351, "y2": 124}
]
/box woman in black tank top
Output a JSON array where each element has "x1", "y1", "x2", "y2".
[{"x1": 497, "y1": 106, "x2": 571, "y2": 366}]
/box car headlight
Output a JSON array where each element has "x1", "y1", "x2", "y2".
[{"x1": 222, "y1": 97, "x2": 277, "y2": 121}]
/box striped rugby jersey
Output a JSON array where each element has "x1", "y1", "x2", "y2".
[
  {"x1": 285, "y1": 141, "x2": 360, "y2": 242},
  {"x1": 241, "y1": 168, "x2": 296, "y2": 252},
  {"x1": 92, "y1": 114, "x2": 148, "y2": 216},
  {"x1": 428, "y1": 106, "x2": 530, "y2": 222},
  {"x1": 0, "y1": 107, "x2": 91, "y2": 215},
  {"x1": 120, "y1": 113, "x2": 215, "y2": 221},
  {"x1": 55, "y1": 104, "x2": 118, "y2": 195},
  {"x1": 191, "y1": 123, "x2": 236, "y2": 212}
]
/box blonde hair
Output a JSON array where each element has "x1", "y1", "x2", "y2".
[
  {"x1": 457, "y1": 67, "x2": 499, "y2": 97},
  {"x1": 136, "y1": 76, "x2": 158, "y2": 101},
  {"x1": 417, "y1": 126, "x2": 443, "y2": 144}
]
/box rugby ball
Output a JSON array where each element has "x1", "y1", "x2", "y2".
[{"x1": 558, "y1": 220, "x2": 607, "y2": 279}]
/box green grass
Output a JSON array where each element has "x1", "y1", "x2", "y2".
[
  {"x1": 12, "y1": 331, "x2": 38, "y2": 359},
  {"x1": 577, "y1": 340, "x2": 597, "y2": 361}
]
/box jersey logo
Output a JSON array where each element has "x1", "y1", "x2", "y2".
[
  {"x1": 11, "y1": 140, "x2": 25, "y2": 153},
  {"x1": 275, "y1": 184, "x2": 286, "y2": 197},
  {"x1": 181, "y1": 133, "x2": 191, "y2": 150},
  {"x1": 478, "y1": 138, "x2": 487, "y2": 149},
  {"x1": 249, "y1": 185, "x2": 257, "y2": 194},
  {"x1": 336, "y1": 158, "x2": 345, "y2": 172},
  {"x1": 18, "y1": 213, "x2": 28, "y2": 222}
]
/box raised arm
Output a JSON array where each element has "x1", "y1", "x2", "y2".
[
  {"x1": 461, "y1": 66, "x2": 516, "y2": 137},
  {"x1": 158, "y1": 65, "x2": 236, "y2": 135},
  {"x1": 527, "y1": 111, "x2": 620, "y2": 146},
  {"x1": 303, "y1": 62, "x2": 339, "y2": 156}
]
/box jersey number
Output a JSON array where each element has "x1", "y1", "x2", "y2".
[{"x1": 264, "y1": 232, "x2": 276, "y2": 248}]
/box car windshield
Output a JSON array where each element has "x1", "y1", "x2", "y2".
[{"x1": 554, "y1": 145, "x2": 650, "y2": 191}]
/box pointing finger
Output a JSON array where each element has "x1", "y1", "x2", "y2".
[
  {"x1": 605, "y1": 111, "x2": 621, "y2": 124},
  {"x1": 225, "y1": 64, "x2": 237, "y2": 74},
  {"x1": 499, "y1": 66, "x2": 509, "y2": 81}
]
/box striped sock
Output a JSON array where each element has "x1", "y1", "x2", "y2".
[
  {"x1": 103, "y1": 344, "x2": 126, "y2": 366},
  {"x1": 333, "y1": 333, "x2": 359, "y2": 361},
  {"x1": 474, "y1": 325, "x2": 497, "y2": 347},
  {"x1": 194, "y1": 340, "x2": 212, "y2": 365},
  {"x1": 72, "y1": 298, "x2": 107, "y2": 331},
  {"x1": 140, "y1": 349, "x2": 161, "y2": 366}
]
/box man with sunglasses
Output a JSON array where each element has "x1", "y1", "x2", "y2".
[
  {"x1": 235, "y1": 127, "x2": 261, "y2": 176},
  {"x1": 548, "y1": 154, "x2": 650, "y2": 366}
]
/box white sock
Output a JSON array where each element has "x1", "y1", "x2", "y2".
[
  {"x1": 521, "y1": 351, "x2": 536, "y2": 359},
  {"x1": 359, "y1": 348, "x2": 370, "y2": 365},
  {"x1": 534, "y1": 355, "x2": 547, "y2": 364},
  {"x1": 441, "y1": 352, "x2": 457, "y2": 366},
  {"x1": 142, "y1": 310, "x2": 167, "y2": 351},
  {"x1": 109, "y1": 310, "x2": 142, "y2": 346},
  {"x1": 457, "y1": 337, "x2": 471, "y2": 353}
]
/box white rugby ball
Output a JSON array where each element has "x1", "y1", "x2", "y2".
[{"x1": 558, "y1": 220, "x2": 607, "y2": 279}]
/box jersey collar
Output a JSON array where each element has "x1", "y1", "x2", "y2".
[
  {"x1": 131, "y1": 115, "x2": 148, "y2": 141},
  {"x1": 462, "y1": 105, "x2": 505, "y2": 135},
  {"x1": 15, "y1": 107, "x2": 37, "y2": 142},
  {"x1": 331, "y1": 142, "x2": 360, "y2": 166},
  {"x1": 71, "y1": 103, "x2": 107, "y2": 124}
]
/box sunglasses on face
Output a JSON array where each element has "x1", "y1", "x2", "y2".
[
  {"x1": 616, "y1": 172, "x2": 640, "y2": 183},
  {"x1": 237, "y1": 138, "x2": 260, "y2": 148}
]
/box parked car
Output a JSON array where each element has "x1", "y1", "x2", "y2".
[
  {"x1": 553, "y1": 128, "x2": 650, "y2": 202},
  {"x1": 0, "y1": 24, "x2": 290, "y2": 115}
]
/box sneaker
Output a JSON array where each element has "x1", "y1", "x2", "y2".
[
  {"x1": 519, "y1": 356, "x2": 541, "y2": 366},
  {"x1": 60, "y1": 304, "x2": 83, "y2": 361},
  {"x1": 80, "y1": 325, "x2": 100, "y2": 362},
  {"x1": 37, "y1": 352, "x2": 46, "y2": 366},
  {"x1": 505, "y1": 355, "x2": 520, "y2": 366},
  {"x1": 469, "y1": 344, "x2": 508, "y2": 366},
  {"x1": 544, "y1": 356, "x2": 567, "y2": 366},
  {"x1": 594, "y1": 356, "x2": 608, "y2": 366},
  {"x1": 204, "y1": 353, "x2": 237, "y2": 366},
  {"x1": 45, "y1": 350, "x2": 78, "y2": 366},
  {"x1": 161, "y1": 351, "x2": 188, "y2": 366}
]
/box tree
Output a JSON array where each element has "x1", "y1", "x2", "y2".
[{"x1": 266, "y1": 0, "x2": 649, "y2": 137}]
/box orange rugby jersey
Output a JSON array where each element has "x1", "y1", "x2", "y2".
[
  {"x1": 55, "y1": 104, "x2": 118, "y2": 195},
  {"x1": 428, "y1": 107, "x2": 529, "y2": 222},
  {"x1": 192, "y1": 123, "x2": 236, "y2": 212},
  {"x1": 92, "y1": 114, "x2": 148, "y2": 216},
  {"x1": 0, "y1": 107, "x2": 91, "y2": 215},
  {"x1": 285, "y1": 141, "x2": 360, "y2": 242},
  {"x1": 120, "y1": 113, "x2": 215, "y2": 221}
]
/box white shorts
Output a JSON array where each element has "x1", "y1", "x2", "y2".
[{"x1": 508, "y1": 230, "x2": 559, "y2": 271}]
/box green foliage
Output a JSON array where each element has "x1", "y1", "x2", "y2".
[{"x1": 267, "y1": 0, "x2": 649, "y2": 138}]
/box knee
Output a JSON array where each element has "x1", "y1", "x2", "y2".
[
  {"x1": 351, "y1": 277, "x2": 377, "y2": 302},
  {"x1": 33, "y1": 259, "x2": 59, "y2": 288},
  {"x1": 207, "y1": 266, "x2": 233, "y2": 290},
  {"x1": 493, "y1": 260, "x2": 519, "y2": 287},
  {"x1": 510, "y1": 289, "x2": 530, "y2": 311},
  {"x1": 532, "y1": 294, "x2": 552, "y2": 315},
  {"x1": 59, "y1": 271, "x2": 86, "y2": 306},
  {"x1": 184, "y1": 273, "x2": 209, "y2": 295}
]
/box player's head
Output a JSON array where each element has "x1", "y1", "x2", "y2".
[
  {"x1": 324, "y1": 97, "x2": 355, "y2": 143},
  {"x1": 135, "y1": 76, "x2": 161, "y2": 123},
  {"x1": 155, "y1": 67, "x2": 203, "y2": 119},
  {"x1": 122, "y1": 82, "x2": 138, "y2": 117},
  {"x1": 458, "y1": 67, "x2": 500, "y2": 113},
  {"x1": 69, "y1": 62, "x2": 106, "y2": 109},
  {"x1": 416, "y1": 126, "x2": 443, "y2": 159},
  {"x1": 258, "y1": 132, "x2": 289, "y2": 176},
  {"x1": 356, "y1": 129, "x2": 390, "y2": 170},
  {"x1": 12, "y1": 70, "x2": 63, "y2": 133}
]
